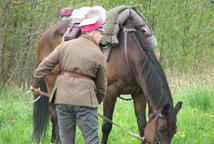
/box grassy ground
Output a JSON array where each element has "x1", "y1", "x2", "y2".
[{"x1": 0, "y1": 71, "x2": 214, "y2": 144}]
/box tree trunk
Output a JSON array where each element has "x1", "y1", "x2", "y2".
[
  {"x1": 0, "y1": 2, "x2": 10, "y2": 81},
  {"x1": 5, "y1": 17, "x2": 18, "y2": 79}
]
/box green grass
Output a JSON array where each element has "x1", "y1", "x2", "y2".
[
  {"x1": 172, "y1": 88, "x2": 214, "y2": 144},
  {"x1": 0, "y1": 84, "x2": 214, "y2": 144}
]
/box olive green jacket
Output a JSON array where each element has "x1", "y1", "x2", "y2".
[{"x1": 32, "y1": 34, "x2": 107, "y2": 108}]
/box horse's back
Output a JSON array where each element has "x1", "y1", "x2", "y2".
[{"x1": 37, "y1": 19, "x2": 71, "y2": 62}]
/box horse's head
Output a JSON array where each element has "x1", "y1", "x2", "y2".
[{"x1": 142, "y1": 102, "x2": 182, "y2": 144}]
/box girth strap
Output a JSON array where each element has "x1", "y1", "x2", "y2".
[{"x1": 123, "y1": 27, "x2": 137, "y2": 78}]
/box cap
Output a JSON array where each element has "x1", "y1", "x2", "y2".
[{"x1": 78, "y1": 16, "x2": 104, "y2": 32}]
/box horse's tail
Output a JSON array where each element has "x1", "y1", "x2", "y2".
[{"x1": 32, "y1": 79, "x2": 49, "y2": 142}]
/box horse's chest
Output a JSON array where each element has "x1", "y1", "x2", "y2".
[{"x1": 106, "y1": 67, "x2": 118, "y2": 86}]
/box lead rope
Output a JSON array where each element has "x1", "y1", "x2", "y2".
[
  {"x1": 27, "y1": 90, "x2": 144, "y2": 142},
  {"x1": 27, "y1": 90, "x2": 50, "y2": 103},
  {"x1": 98, "y1": 113, "x2": 143, "y2": 142}
]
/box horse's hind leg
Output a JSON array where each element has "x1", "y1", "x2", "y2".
[
  {"x1": 132, "y1": 89, "x2": 147, "y2": 137},
  {"x1": 45, "y1": 74, "x2": 60, "y2": 144},
  {"x1": 101, "y1": 85, "x2": 119, "y2": 144},
  {"x1": 49, "y1": 104, "x2": 60, "y2": 144}
]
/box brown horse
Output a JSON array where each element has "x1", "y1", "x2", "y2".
[{"x1": 33, "y1": 14, "x2": 182, "y2": 144}]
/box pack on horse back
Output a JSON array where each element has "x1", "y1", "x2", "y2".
[{"x1": 62, "y1": 19, "x2": 82, "y2": 41}]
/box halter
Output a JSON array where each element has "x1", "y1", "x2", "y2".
[{"x1": 142, "y1": 112, "x2": 165, "y2": 144}]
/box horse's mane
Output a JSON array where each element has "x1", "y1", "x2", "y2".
[{"x1": 125, "y1": 20, "x2": 173, "y2": 109}]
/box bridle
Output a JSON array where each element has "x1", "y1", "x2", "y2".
[{"x1": 142, "y1": 113, "x2": 163, "y2": 144}]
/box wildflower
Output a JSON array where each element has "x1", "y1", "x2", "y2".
[{"x1": 181, "y1": 132, "x2": 186, "y2": 138}]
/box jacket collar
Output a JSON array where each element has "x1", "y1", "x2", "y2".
[{"x1": 81, "y1": 34, "x2": 99, "y2": 46}]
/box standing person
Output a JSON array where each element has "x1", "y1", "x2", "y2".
[{"x1": 30, "y1": 14, "x2": 107, "y2": 144}]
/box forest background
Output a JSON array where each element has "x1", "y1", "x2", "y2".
[
  {"x1": 0, "y1": 0, "x2": 214, "y2": 85},
  {"x1": 0, "y1": 0, "x2": 214, "y2": 144}
]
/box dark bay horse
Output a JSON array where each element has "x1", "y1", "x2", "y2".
[{"x1": 33, "y1": 13, "x2": 182, "y2": 144}]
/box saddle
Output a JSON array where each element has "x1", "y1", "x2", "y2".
[
  {"x1": 101, "y1": 5, "x2": 157, "y2": 61},
  {"x1": 101, "y1": 5, "x2": 154, "y2": 47}
]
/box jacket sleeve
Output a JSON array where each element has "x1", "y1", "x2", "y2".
[
  {"x1": 32, "y1": 46, "x2": 61, "y2": 88},
  {"x1": 95, "y1": 57, "x2": 107, "y2": 104}
]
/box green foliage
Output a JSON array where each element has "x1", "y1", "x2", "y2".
[
  {"x1": 187, "y1": 89, "x2": 212, "y2": 112},
  {"x1": 1, "y1": 1, "x2": 214, "y2": 143},
  {"x1": 152, "y1": 0, "x2": 214, "y2": 70},
  {"x1": 0, "y1": 0, "x2": 214, "y2": 83},
  {"x1": 0, "y1": 84, "x2": 51, "y2": 144}
]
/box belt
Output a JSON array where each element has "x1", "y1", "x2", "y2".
[{"x1": 61, "y1": 70, "x2": 92, "y2": 80}]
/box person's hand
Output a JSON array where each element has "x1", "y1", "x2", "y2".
[{"x1": 30, "y1": 85, "x2": 41, "y2": 96}]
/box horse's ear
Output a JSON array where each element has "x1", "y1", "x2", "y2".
[
  {"x1": 161, "y1": 103, "x2": 170, "y2": 116},
  {"x1": 174, "y1": 101, "x2": 182, "y2": 115}
]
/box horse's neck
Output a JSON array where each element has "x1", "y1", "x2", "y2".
[{"x1": 126, "y1": 32, "x2": 173, "y2": 111}]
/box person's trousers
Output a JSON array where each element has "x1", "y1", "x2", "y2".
[{"x1": 56, "y1": 104, "x2": 99, "y2": 144}]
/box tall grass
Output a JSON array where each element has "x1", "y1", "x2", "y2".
[
  {"x1": 0, "y1": 71, "x2": 214, "y2": 144},
  {"x1": 172, "y1": 88, "x2": 214, "y2": 144}
]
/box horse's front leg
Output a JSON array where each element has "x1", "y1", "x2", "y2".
[
  {"x1": 132, "y1": 89, "x2": 147, "y2": 138},
  {"x1": 101, "y1": 85, "x2": 119, "y2": 144}
]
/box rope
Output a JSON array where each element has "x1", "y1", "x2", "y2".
[
  {"x1": 27, "y1": 90, "x2": 143, "y2": 142},
  {"x1": 98, "y1": 114, "x2": 143, "y2": 142}
]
